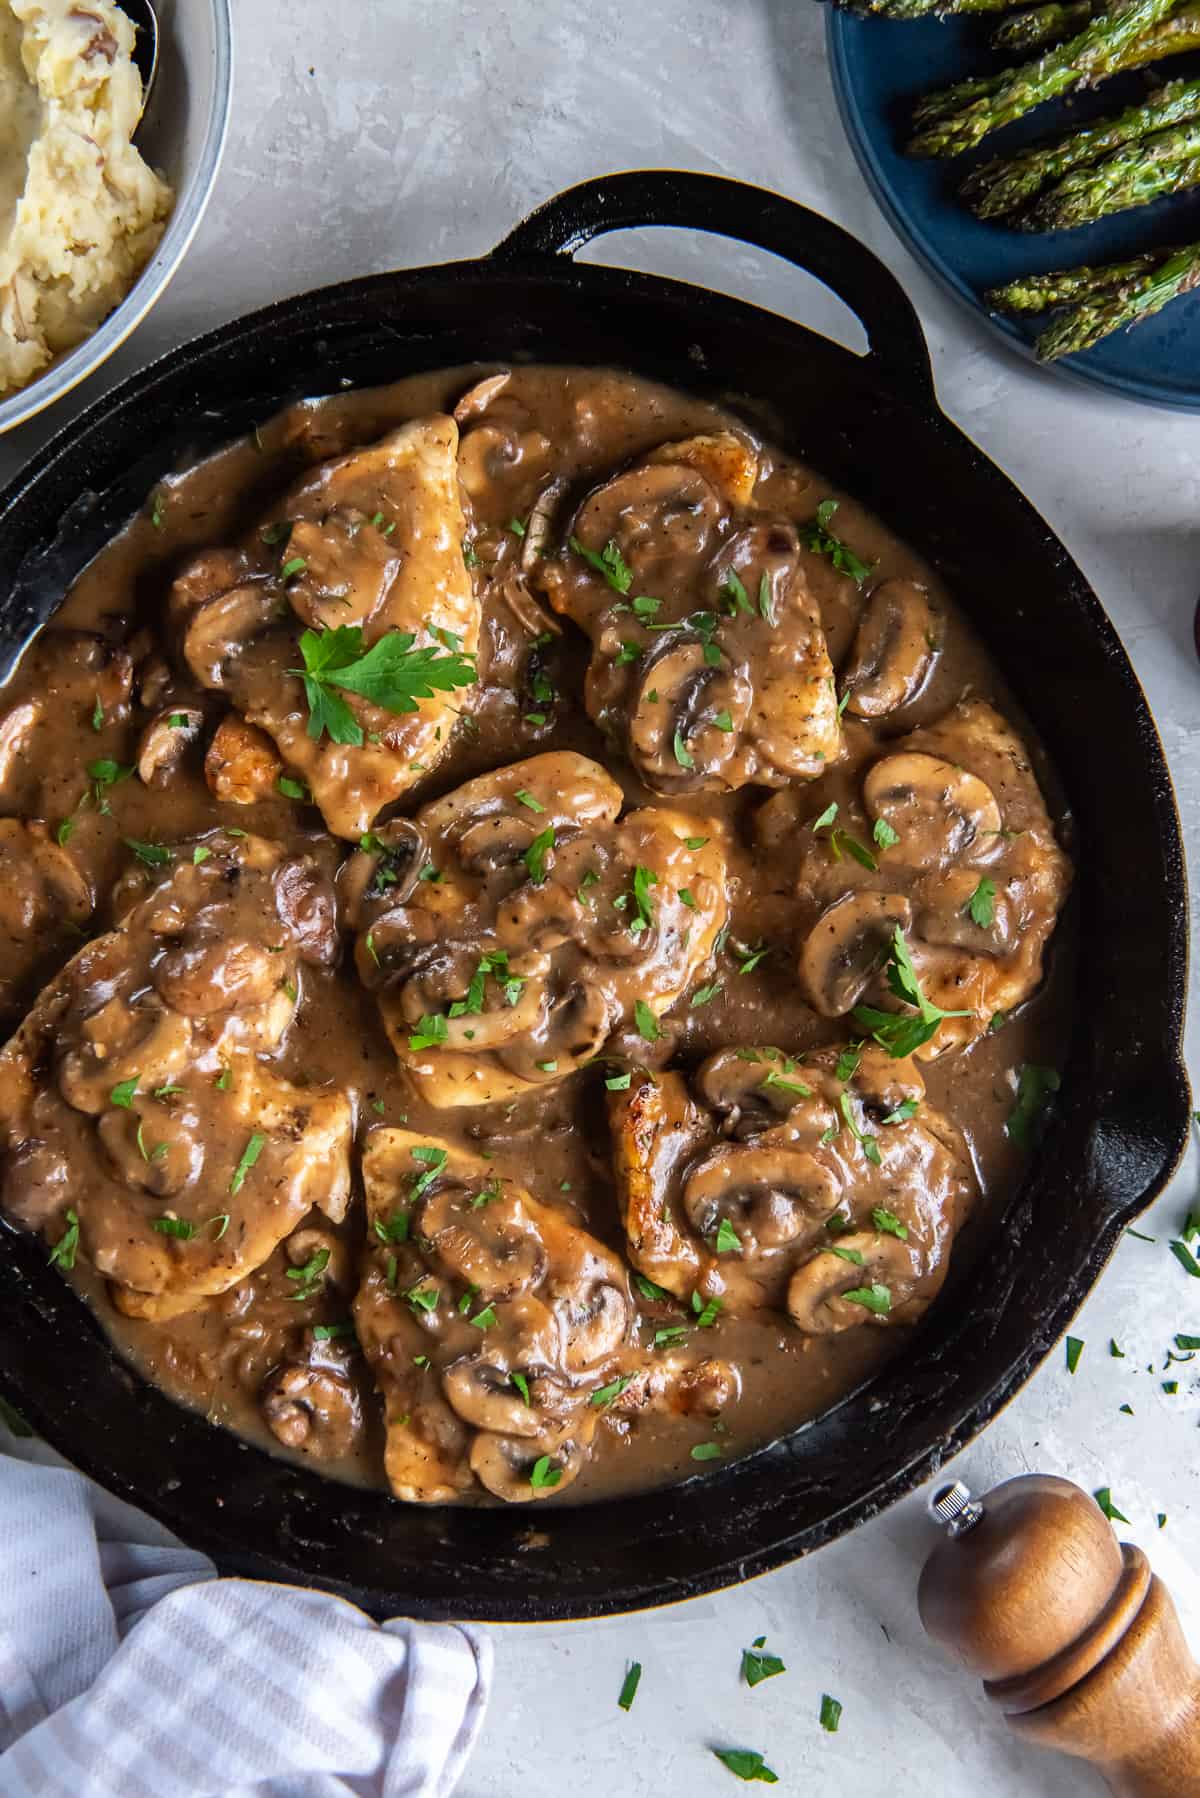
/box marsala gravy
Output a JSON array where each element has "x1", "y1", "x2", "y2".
[{"x1": 0, "y1": 365, "x2": 1074, "y2": 1502}]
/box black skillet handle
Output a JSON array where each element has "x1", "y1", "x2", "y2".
[{"x1": 491, "y1": 170, "x2": 935, "y2": 408}]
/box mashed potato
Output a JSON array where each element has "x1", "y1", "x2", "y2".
[{"x1": 0, "y1": 0, "x2": 173, "y2": 398}]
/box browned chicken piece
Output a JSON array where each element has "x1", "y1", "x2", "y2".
[
  {"x1": 608, "y1": 1042, "x2": 973, "y2": 1327},
  {"x1": 0, "y1": 631, "x2": 133, "y2": 816},
  {"x1": 356, "y1": 1129, "x2": 632, "y2": 1503},
  {"x1": 0, "y1": 819, "x2": 93, "y2": 1029},
  {"x1": 342, "y1": 751, "x2": 729, "y2": 1108},
  {"x1": 0, "y1": 831, "x2": 351, "y2": 1321},
  {"x1": 169, "y1": 418, "x2": 480, "y2": 839},
  {"x1": 765, "y1": 699, "x2": 1072, "y2": 1058},
  {"x1": 531, "y1": 432, "x2": 842, "y2": 793},
  {"x1": 204, "y1": 714, "x2": 283, "y2": 805}
]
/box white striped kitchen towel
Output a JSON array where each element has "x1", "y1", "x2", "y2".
[{"x1": 0, "y1": 1421, "x2": 492, "y2": 1797}]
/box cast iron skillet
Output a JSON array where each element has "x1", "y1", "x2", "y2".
[{"x1": 0, "y1": 173, "x2": 1189, "y2": 1622}]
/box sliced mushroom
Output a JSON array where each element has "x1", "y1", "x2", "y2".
[
  {"x1": 339, "y1": 818, "x2": 428, "y2": 923},
  {"x1": 420, "y1": 1185, "x2": 548, "y2": 1300},
  {"x1": 573, "y1": 463, "x2": 725, "y2": 588},
  {"x1": 137, "y1": 707, "x2": 204, "y2": 786},
  {"x1": 453, "y1": 370, "x2": 512, "y2": 423},
  {"x1": 915, "y1": 867, "x2": 1016, "y2": 957},
  {"x1": 399, "y1": 950, "x2": 550, "y2": 1052},
  {"x1": 497, "y1": 572, "x2": 561, "y2": 643},
  {"x1": 682, "y1": 1146, "x2": 838, "y2": 1248},
  {"x1": 787, "y1": 1231, "x2": 922, "y2": 1334},
  {"x1": 628, "y1": 641, "x2": 750, "y2": 789},
  {"x1": 96, "y1": 1107, "x2": 203, "y2": 1197},
  {"x1": 0, "y1": 701, "x2": 39, "y2": 791},
  {"x1": 553, "y1": 1278, "x2": 628, "y2": 1373},
  {"x1": 180, "y1": 582, "x2": 278, "y2": 689},
  {"x1": 469, "y1": 1412, "x2": 596, "y2": 1502},
  {"x1": 863, "y1": 753, "x2": 1002, "y2": 870},
  {"x1": 57, "y1": 998, "x2": 192, "y2": 1114},
  {"x1": 284, "y1": 1226, "x2": 351, "y2": 1294},
  {"x1": 152, "y1": 932, "x2": 281, "y2": 1017},
  {"x1": 442, "y1": 1356, "x2": 546, "y2": 1438},
  {"x1": 677, "y1": 1357, "x2": 741, "y2": 1417},
  {"x1": 273, "y1": 855, "x2": 339, "y2": 965},
  {"x1": 522, "y1": 479, "x2": 567, "y2": 573},
  {"x1": 850, "y1": 1045, "x2": 925, "y2": 1117},
  {"x1": 205, "y1": 714, "x2": 283, "y2": 805},
  {"x1": 260, "y1": 1360, "x2": 361, "y2": 1459},
  {"x1": 695, "y1": 1046, "x2": 818, "y2": 1139},
  {"x1": 799, "y1": 891, "x2": 913, "y2": 1018},
  {"x1": 842, "y1": 580, "x2": 937, "y2": 719}
]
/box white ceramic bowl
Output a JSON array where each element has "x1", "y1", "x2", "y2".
[{"x1": 0, "y1": 0, "x2": 233, "y2": 435}]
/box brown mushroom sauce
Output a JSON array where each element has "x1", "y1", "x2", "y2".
[{"x1": 0, "y1": 364, "x2": 1073, "y2": 1505}]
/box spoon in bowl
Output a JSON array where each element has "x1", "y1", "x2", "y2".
[{"x1": 114, "y1": 0, "x2": 159, "y2": 118}]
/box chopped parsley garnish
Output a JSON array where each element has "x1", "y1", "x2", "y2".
[
  {"x1": 193, "y1": 845, "x2": 212, "y2": 865},
  {"x1": 882, "y1": 1099, "x2": 919, "y2": 1124},
  {"x1": 835, "y1": 1045, "x2": 861, "y2": 1084},
  {"x1": 684, "y1": 835, "x2": 708, "y2": 850},
  {"x1": 49, "y1": 1209, "x2": 79, "y2": 1270},
  {"x1": 277, "y1": 776, "x2": 309, "y2": 801},
  {"x1": 408, "y1": 1145, "x2": 448, "y2": 1201},
  {"x1": 654, "y1": 1325, "x2": 688, "y2": 1348},
  {"x1": 615, "y1": 639, "x2": 642, "y2": 666},
  {"x1": 524, "y1": 825, "x2": 556, "y2": 886},
  {"x1": 289, "y1": 625, "x2": 475, "y2": 746},
  {"x1": 529, "y1": 1454, "x2": 563, "y2": 1490},
  {"x1": 691, "y1": 983, "x2": 722, "y2": 1008},
  {"x1": 617, "y1": 1661, "x2": 642, "y2": 1711},
  {"x1": 720, "y1": 569, "x2": 753, "y2": 615},
  {"x1": 91, "y1": 696, "x2": 104, "y2": 732},
  {"x1": 110, "y1": 1078, "x2": 139, "y2": 1109},
  {"x1": 1006, "y1": 1064, "x2": 1061, "y2": 1149},
  {"x1": 842, "y1": 1283, "x2": 891, "y2": 1315},
  {"x1": 635, "y1": 1274, "x2": 671, "y2": 1302},
  {"x1": 634, "y1": 1000, "x2": 660, "y2": 1041},
  {"x1": 872, "y1": 1207, "x2": 908, "y2": 1240},
  {"x1": 1065, "y1": 1335, "x2": 1084, "y2": 1374},
  {"x1": 510, "y1": 1371, "x2": 531, "y2": 1404},
  {"x1": 287, "y1": 1247, "x2": 330, "y2": 1302},
  {"x1": 679, "y1": 888, "x2": 697, "y2": 910},
  {"x1": 819, "y1": 1692, "x2": 843, "y2": 1732},
  {"x1": 374, "y1": 1210, "x2": 410, "y2": 1244},
  {"x1": 736, "y1": 942, "x2": 770, "y2": 974},
  {"x1": 280, "y1": 555, "x2": 307, "y2": 583},
  {"x1": 826, "y1": 1244, "x2": 864, "y2": 1265},
  {"x1": 761, "y1": 1070, "x2": 811, "y2": 1098},
  {"x1": 508, "y1": 516, "x2": 527, "y2": 538},
  {"x1": 967, "y1": 877, "x2": 997, "y2": 928},
  {"x1": 229, "y1": 1131, "x2": 266, "y2": 1195},
  {"x1": 712, "y1": 1748, "x2": 778, "y2": 1784},
  {"x1": 405, "y1": 1282, "x2": 440, "y2": 1313},
  {"x1": 591, "y1": 1374, "x2": 634, "y2": 1408},
  {"x1": 715, "y1": 1217, "x2": 742, "y2": 1254},
  {"x1": 605, "y1": 1071, "x2": 632, "y2": 1091},
  {"x1": 469, "y1": 1305, "x2": 498, "y2": 1331},
  {"x1": 692, "y1": 1291, "x2": 722, "y2": 1328},
  {"x1": 260, "y1": 519, "x2": 290, "y2": 545},
  {"x1": 627, "y1": 863, "x2": 657, "y2": 934},
  {"x1": 124, "y1": 838, "x2": 173, "y2": 868},
  {"x1": 135, "y1": 1121, "x2": 167, "y2": 1162},
  {"x1": 757, "y1": 572, "x2": 775, "y2": 625},
  {"x1": 673, "y1": 729, "x2": 695, "y2": 770},
  {"x1": 150, "y1": 489, "x2": 166, "y2": 529},
  {"x1": 215, "y1": 1067, "x2": 231, "y2": 1091},
  {"x1": 852, "y1": 927, "x2": 970, "y2": 1059},
  {"x1": 55, "y1": 817, "x2": 75, "y2": 846},
  {"x1": 742, "y1": 1640, "x2": 786, "y2": 1687},
  {"x1": 313, "y1": 1322, "x2": 357, "y2": 1342},
  {"x1": 514, "y1": 788, "x2": 545, "y2": 812},
  {"x1": 713, "y1": 710, "x2": 734, "y2": 734},
  {"x1": 152, "y1": 1216, "x2": 195, "y2": 1239},
  {"x1": 691, "y1": 1441, "x2": 721, "y2": 1461},
  {"x1": 1094, "y1": 1487, "x2": 1130, "y2": 1524},
  {"x1": 570, "y1": 535, "x2": 633, "y2": 594},
  {"x1": 409, "y1": 1013, "x2": 449, "y2": 1052},
  {"x1": 799, "y1": 498, "x2": 873, "y2": 585},
  {"x1": 812, "y1": 801, "x2": 838, "y2": 832},
  {"x1": 839, "y1": 1091, "x2": 881, "y2": 1166},
  {"x1": 872, "y1": 817, "x2": 900, "y2": 850},
  {"x1": 154, "y1": 1084, "x2": 184, "y2": 1099}
]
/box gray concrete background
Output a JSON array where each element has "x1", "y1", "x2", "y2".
[{"x1": 2, "y1": 3, "x2": 1198, "y2": 1792}]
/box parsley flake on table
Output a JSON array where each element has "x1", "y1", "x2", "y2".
[
  {"x1": 289, "y1": 626, "x2": 475, "y2": 747},
  {"x1": 1170, "y1": 1240, "x2": 1200, "y2": 1278},
  {"x1": 712, "y1": 1748, "x2": 779, "y2": 1784},
  {"x1": 741, "y1": 1639, "x2": 786, "y2": 1688},
  {"x1": 819, "y1": 1692, "x2": 843, "y2": 1732},
  {"x1": 1094, "y1": 1486, "x2": 1130, "y2": 1524},
  {"x1": 1065, "y1": 1335, "x2": 1084, "y2": 1373},
  {"x1": 617, "y1": 1660, "x2": 642, "y2": 1711}
]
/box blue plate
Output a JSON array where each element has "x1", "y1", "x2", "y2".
[{"x1": 827, "y1": 10, "x2": 1200, "y2": 409}]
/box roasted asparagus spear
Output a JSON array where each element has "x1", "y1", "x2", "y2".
[
  {"x1": 1035, "y1": 242, "x2": 1200, "y2": 357},
  {"x1": 988, "y1": 251, "x2": 1164, "y2": 311},
  {"x1": 991, "y1": 0, "x2": 1096, "y2": 53},
  {"x1": 861, "y1": 0, "x2": 1017, "y2": 14},
  {"x1": 907, "y1": 0, "x2": 1187, "y2": 158},
  {"x1": 1024, "y1": 117, "x2": 1200, "y2": 228},
  {"x1": 962, "y1": 77, "x2": 1200, "y2": 219}
]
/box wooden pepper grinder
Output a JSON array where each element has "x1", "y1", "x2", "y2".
[{"x1": 918, "y1": 1475, "x2": 1200, "y2": 1796}]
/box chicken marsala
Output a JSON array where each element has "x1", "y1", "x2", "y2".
[{"x1": 0, "y1": 364, "x2": 1073, "y2": 1505}]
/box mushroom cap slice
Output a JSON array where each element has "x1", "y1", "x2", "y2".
[
  {"x1": 798, "y1": 890, "x2": 913, "y2": 1018},
  {"x1": 469, "y1": 1411, "x2": 597, "y2": 1503},
  {"x1": 863, "y1": 753, "x2": 1002, "y2": 871},
  {"x1": 786, "y1": 1231, "x2": 924, "y2": 1335},
  {"x1": 420, "y1": 1182, "x2": 549, "y2": 1302},
  {"x1": 442, "y1": 1355, "x2": 547, "y2": 1439},
  {"x1": 915, "y1": 866, "x2": 1016, "y2": 958},
  {"x1": 570, "y1": 461, "x2": 726, "y2": 599},
  {"x1": 628, "y1": 640, "x2": 751, "y2": 791},
  {"x1": 682, "y1": 1145, "x2": 838, "y2": 1249},
  {"x1": 843, "y1": 580, "x2": 938, "y2": 720}
]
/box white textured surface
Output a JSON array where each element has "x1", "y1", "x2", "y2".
[{"x1": 2, "y1": 4, "x2": 1199, "y2": 1793}]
